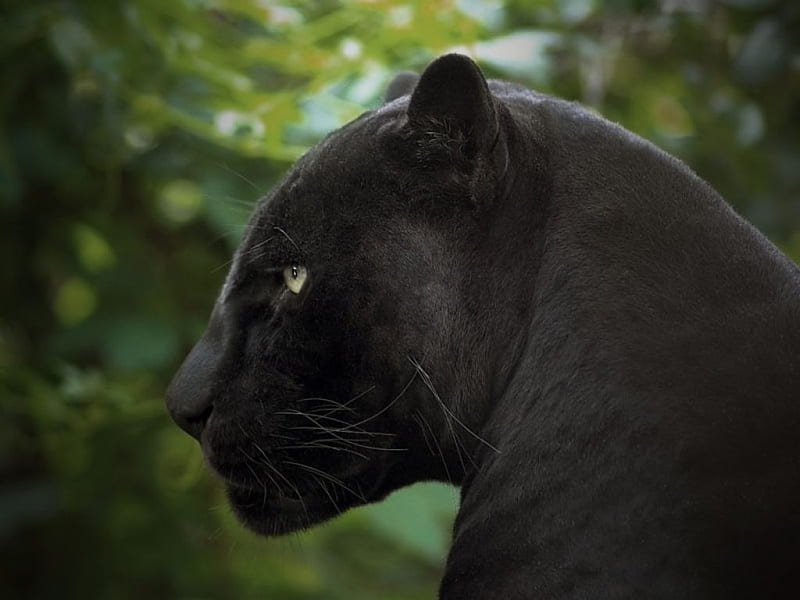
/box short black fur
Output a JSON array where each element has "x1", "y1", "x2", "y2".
[{"x1": 167, "y1": 54, "x2": 800, "y2": 598}]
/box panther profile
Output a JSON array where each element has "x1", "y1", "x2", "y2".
[{"x1": 166, "y1": 54, "x2": 800, "y2": 598}]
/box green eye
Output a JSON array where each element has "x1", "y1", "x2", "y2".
[{"x1": 282, "y1": 265, "x2": 308, "y2": 294}]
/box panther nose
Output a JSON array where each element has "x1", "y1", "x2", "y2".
[
  {"x1": 166, "y1": 333, "x2": 219, "y2": 441},
  {"x1": 166, "y1": 380, "x2": 212, "y2": 441}
]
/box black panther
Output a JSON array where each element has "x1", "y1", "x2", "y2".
[{"x1": 166, "y1": 54, "x2": 800, "y2": 598}]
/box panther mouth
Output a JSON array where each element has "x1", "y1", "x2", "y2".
[{"x1": 197, "y1": 389, "x2": 405, "y2": 536}]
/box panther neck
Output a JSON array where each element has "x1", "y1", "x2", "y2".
[
  {"x1": 437, "y1": 219, "x2": 800, "y2": 599},
  {"x1": 440, "y1": 373, "x2": 701, "y2": 598}
]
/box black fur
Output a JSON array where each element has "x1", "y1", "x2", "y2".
[{"x1": 166, "y1": 54, "x2": 800, "y2": 598}]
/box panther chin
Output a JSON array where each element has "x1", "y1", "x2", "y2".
[
  {"x1": 225, "y1": 482, "x2": 340, "y2": 536},
  {"x1": 222, "y1": 459, "x2": 393, "y2": 536}
]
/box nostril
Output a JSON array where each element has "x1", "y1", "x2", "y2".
[
  {"x1": 171, "y1": 402, "x2": 213, "y2": 442},
  {"x1": 186, "y1": 404, "x2": 213, "y2": 437}
]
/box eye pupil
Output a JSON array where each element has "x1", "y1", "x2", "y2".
[{"x1": 282, "y1": 265, "x2": 307, "y2": 294}]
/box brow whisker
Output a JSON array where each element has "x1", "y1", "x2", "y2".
[
  {"x1": 273, "y1": 226, "x2": 300, "y2": 252},
  {"x1": 217, "y1": 161, "x2": 262, "y2": 192}
]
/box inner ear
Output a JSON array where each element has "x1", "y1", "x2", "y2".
[
  {"x1": 407, "y1": 54, "x2": 498, "y2": 157},
  {"x1": 384, "y1": 72, "x2": 419, "y2": 103}
]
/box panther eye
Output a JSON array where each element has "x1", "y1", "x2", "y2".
[{"x1": 282, "y1": 265, "x2": 308, "y2": 294}]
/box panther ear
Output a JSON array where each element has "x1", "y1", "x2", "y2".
[
  {"x1": 384, "y1": 71, "x2": 419, "y2": 103},
  {"x1": 406, "y1": 53, "x2": 499, "y2": 158}
]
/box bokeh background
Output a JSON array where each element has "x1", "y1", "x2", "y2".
[{"x1": 1, "y1": 0, "x2": 798, "y2": 598}]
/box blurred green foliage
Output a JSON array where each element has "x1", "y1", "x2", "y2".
[{"x1": 1, "y1": 0, "x2": 798, "y2": 598}]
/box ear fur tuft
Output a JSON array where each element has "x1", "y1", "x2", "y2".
[
  {"x1": 383, "y1": 54, "x2": 508, "y2": 212},
  {"x1": 407, "y1": 54, "x2": 498, "y2": 157}
]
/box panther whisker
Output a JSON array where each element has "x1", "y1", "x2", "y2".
[
  {"x1": 310, "y1": 435, "x2": 408, "y2": 453},
  {"x1": 407, "y1": 355, "x2": 470, "y2": 473},
  {"x1": 258, "y1": 464, "x2": 287, "y2": 500},
  {"x1": 294, "y1": 397, "x2": 359, "y2": 415},
  {"x1": 241, "y1": 444, "x2": 289, "y2": 500},
  {"x1": 239, "y1": 236, "x2": 275, "y2": 259},
  {"x1": 284, "y1": 460, "x2": 366, "y2": 503},
  {"x1": 415, "y1": 409, "x2": 454, "y2": 485},
  {"x1": 338, "y1": 384, "x2": 378, "y2": 408},
  {"x1": 304, "y1": 412, "x2": 362, "y2": 426},
  {"x1": 282, "y1": 426, "x2": 396, "y2": 448},
  {"x1": 303, "y1": 435, "x2": 371, "y2": 445},
  {"x1": 236, "y1": 423, "x2": 254, "y2": 439},
  {"x1": 238, "y1": 420, "x2": 293, "y2": 443},
  {"x1": 279, "y1": 409, "x2": 391, "y2": 436},
  {"x1": 277, "y1": 409, "x2": 355, "y2": 426},
  {"x1": 281, "y1": 417, "x2": 406, "y2": 452},
  {"x1": 291, "y1": 386, "x2": 379, "y2": 422},
  {"x1": 203, "y1": 192, "x2": 256, "y2": 210},
  {"x1": 278, "y1": 413, "x2": 397, "y2": 437},
  {"x1": 313, "y1": 409, "x2": 359, "y2": 421},
  {"x1": 216, "y1": 161, "x2": 262, "y2": 192},
  {"x1": 212, "y1": 232, "x2": 276, "y2": 273},
  {"x1": 206, "y1": 227, "x2": 247, "y2": 248},
  {"x1": 335, "y1": 371, "x2": 418, "y2": 432},
  {"x1": 248, "y1": 440, "x2": 306, "y2": 512},
  {"x1": 413, "y1": 410, "x2": 436, "y2": 456},
  {"x1": 272, "y1": 226, "x2": 300, "y2": 252},
  {"x1": 243, "y1": 461, "x2": 269, "y2": 508},
  {"x1": 283, "y1": 428, "x2": 375, "y2": 444},
  {"x1": 202, "y1": 200, "x2": 252, "y2": 215},
  {"x1": 235, "y1": 425, "x2": 301, "y2": 497},
  {"x1": 407, "y1": 355, "x2": 501, "y2": 455},
  {"x1": 277, "y1": 442, "x2": 370, "y2": 461},
  {"x1": 310, "y1": 473, "x2": 341, "y2": 514},
  {"x1": 240, "y1": 221, "x2": 279, "y2": 232},
  {"x1": 211, "y1": 255, "x2": 239, "y2": 274}
]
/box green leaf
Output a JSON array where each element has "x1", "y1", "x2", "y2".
[{"x1": 360, "y1": 482, "x2": 458, "y2": 562}]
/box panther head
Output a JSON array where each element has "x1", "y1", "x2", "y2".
[{"x1": 165, "y1": 54, "x2": 535, "y2": 536}]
